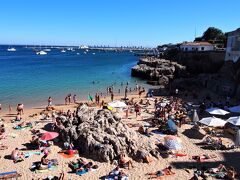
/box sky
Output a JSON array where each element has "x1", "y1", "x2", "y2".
[{"x1": 0, "y1": 0, "x2": 239, "y2": 47}]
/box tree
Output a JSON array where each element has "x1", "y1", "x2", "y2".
[
  {"x1": 194, "y1": 27, "x2": 227, "y2": 47},
  {"x1": 202, "y1": 27, "x2": 224, "y2": 41}
]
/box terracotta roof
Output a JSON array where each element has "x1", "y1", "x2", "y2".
[{"x1": 181, "y1": 42, "x2": 213, "y2": 46}]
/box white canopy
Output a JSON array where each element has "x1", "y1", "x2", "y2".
[
  {"x1": 206, "y1": 107, "x2": 229, "y2": 115},
  {"x1": 199, "y1": 117, "x2": 227, "y2": 127},
  {"x1": 229, "y1": 105, "x2": 240, "y2": 113},
  {"x1": 227, "y1": 116, "x2": 240, "y2": 126},
  {"x1": 108, "y1": 100, "x2": 127, "y2": 108},
  {"x1": 192, "y1": 109, "x2": 199, "y2": 123}
]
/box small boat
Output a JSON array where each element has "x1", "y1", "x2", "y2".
[
  {"x1": 36, "y1": 50, "x2": 47, "y2": 55},
  {"x1": 44, "y1": 49, "x2": 51, "y2": 52},
  {"x1": 7, "y1": 47, "x2": 16, "y2": 52},
  {"x1": 92, "y1": 53, "x2": 95, "y2": 55},
  {"x1": 77, "y1": 53, "x2": 80, "y2": 55},
  {"x1": 84, "y1": 52, "x2": 87, "y2": 54},
  {"x1": 61, "y1": 49, "x2": 66, "y2": 53}
]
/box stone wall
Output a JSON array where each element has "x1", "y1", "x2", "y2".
[{"x1": 175, "y1": 51, "x2": 225, "y2": 74}]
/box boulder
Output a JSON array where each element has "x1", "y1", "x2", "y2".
[{"x1": 56, "y1": 104, "x2": 157, "y2": 162}]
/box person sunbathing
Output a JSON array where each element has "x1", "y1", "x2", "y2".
[
  {"x1": 208, "y1": 164, "x2": 227, "y2": 174},
  {"x1": 41, "y1": 154, "x2": 50, "y2": 166},
  {"x1": 147, "y1": 166, "x2": 175, "y2": 179},
  {"x1": 11, "y1": 148, "x2": 24, "y2": 163},
  {"x1": 30, "y1": 136, "x2": 41, "y2": 149},
  {"x1": 119, "y1": 153, "x2": 133, "y2": 169},
  {"x1": 192, "y1": 154, "x2": 217, "y2": 162},
  {"x1": 76, "y1": 162, "x2": 98, "y2": 175},
  {"x1": 69, "y1": 158, "x2": 88, "y2": 172},
  {"x1": 58, "y1": 143, "x2": 78, "y2": 155},
  {"x1": 108, "y1": 166, "x2": 128, "y2": 179}
]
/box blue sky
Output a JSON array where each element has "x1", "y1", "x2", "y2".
[{"x1": 0, "y1": 0, "x2": 239, "y2": 47}]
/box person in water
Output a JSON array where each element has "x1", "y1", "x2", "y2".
[
  {"x1": 48, "y1": 97, "x2": 53, "y2": 106},
  {"x1": 73, "y1": 94, "x2": 77, "y2": 103}
]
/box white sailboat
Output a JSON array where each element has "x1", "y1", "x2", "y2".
[
  {"x1": 7, "y1": 47, "x2": 16, "y2": 52},
  {"x1": 36, "y1": 50, "x2": 47, "y2": 55},
  {"x1": 61, "y1": 49, "x2": 66, "y2": 53}
]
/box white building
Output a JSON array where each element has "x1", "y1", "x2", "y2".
[
  {"x1": 225, "y1": 28, "x2": 240, "y2": 62},
  {"x1": 180, "y1": 42, "x2": 214, "y2": 52}
]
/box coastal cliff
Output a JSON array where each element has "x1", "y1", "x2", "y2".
[{"x1": 131, "y1": 58, "x2": 186, "y2": 86}]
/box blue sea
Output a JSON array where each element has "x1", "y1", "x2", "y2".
[{"x1": 0, "y1": 46, "x2": 150, "y2": 108}]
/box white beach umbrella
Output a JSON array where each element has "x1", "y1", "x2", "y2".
[
  {"x1": 192, "y1": 109, "x2": 199, "y2": 123},
  {"x1": 206, "y1": 107, "x2": 229, "y2": 115},
  {"x1": 199, "y1": 117, "x2": 226, "y2": 127},
  {"x1": 227, "y1": 116, "x2": 240, "y2": 126},
  {"x1": 229, "y1": 105, "x2": 240, "y2": 113},
  {"x1": 108, "y1": 100, "x2": 127, "y2": 108},
  {"x1": 235, "y1": 130, "x2": 240, "y2": 147}
]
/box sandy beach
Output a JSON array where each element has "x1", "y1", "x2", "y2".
[{"x1": 0, "y1": 91, "x2": 239, "y2": 180}]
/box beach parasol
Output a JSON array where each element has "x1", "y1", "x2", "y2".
[
  {"x1": 235, "y1": 129, "x2": 240, "y2": 147},
  {"x1": 227, "y1": 116, "x2": 240, "y2": 126},
  {"x1": 192, "y1": 109, "x2": 199, "y2": 123},
  {"x1": 40, "y1": 132, "x2": 59, "y2": 141},
  {"x1": 199, "y1": 117, "x2": 226, "y2": 127},
  {"x1": 164, "y1": 136, "x2": 182, "y2": 150},
  {"x1": 108, "y1": 100, "x2": 127, "y2": 108},
  {"x1": 206, "y1": 107, "x2": 229, "y2": 115},
  {"x1": 229, "y1": 105, "x2": 240, "y2": 113}
]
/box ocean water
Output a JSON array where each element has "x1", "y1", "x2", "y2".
[{"x1": 0, "y1": 46, "x2": 150, "y2": 108}]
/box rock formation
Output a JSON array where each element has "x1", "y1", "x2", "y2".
[
  {"x1": 56, "y1": 104, "x2": 158, "y2": 162},
  {"x1": 131, "y1": 58, "x2": 186, "y2": 86}
]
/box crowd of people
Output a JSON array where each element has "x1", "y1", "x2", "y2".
[{"x1": 0, "y1": 82, "x2": 239, "y2": 180}]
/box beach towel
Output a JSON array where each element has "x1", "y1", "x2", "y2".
[
  {"x1": 34, "y1": 166, "x2": 57, "y2": 173},
  {"x1": 58, "y1": 152, "x2": 75, "y2": 158},
  {"x1": 76, "y1": 169, "x2": 88, "y2": 176},
  {"x1": 0, "y1": 171, "x2": 21, "y2": 179},
  {"x1": 152, "y1": 130, "x2": 165, "y2": 136},
  {"x1": 175, "y1": 153, "x2": 187, "y2": 157},
  {"x1": 13, "y1": 125, "x2": 32, "y2": 130},
  {"x1": 24, "y1": 151, "x2": 42, "y2": 158}
]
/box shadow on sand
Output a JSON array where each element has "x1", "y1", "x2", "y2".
[{"x1": 182, "y1": 127, "x2": 205, "y2": 140}]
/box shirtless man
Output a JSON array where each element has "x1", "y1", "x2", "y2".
[
  {"x1": 11, "y1": 148, "x2": 24, "y2": 163},
  {"x1": 119, "y1": 153, "x2": 133, "y2": 169}
]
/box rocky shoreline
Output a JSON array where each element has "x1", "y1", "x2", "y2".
[{"x1": 131, "y1": 58, "x2": 186, "y2": 86}]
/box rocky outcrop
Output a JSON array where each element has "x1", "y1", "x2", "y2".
[
  {"x1": 131, "y1": 58, "x2": 186, "y2": 86},
  {"x1": 56, "y1": 104, "x2": 158, "y2": 162}
]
